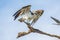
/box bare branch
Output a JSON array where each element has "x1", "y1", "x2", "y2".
[
  {"x1": 17, "y1": 30, "x2": 31, "y2": 38},
  {"x1": 17, "y1": 23, "x2": 60, "y2": 39}
]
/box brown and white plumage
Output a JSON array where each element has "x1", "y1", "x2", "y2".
[
  {"x1": 13, "y1": 5, "x2": 44, "y2": 26},
  {"x1": 31, "y1": 10, "x2": 44, "y2": 25},
  {"x1": 13, "y1": 5, "x2": 33, "y2": 20},
  {"x1": 18, "y1": 10, "x2": 44, "y2": 26}
]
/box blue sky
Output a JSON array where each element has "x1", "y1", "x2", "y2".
[{"x1": 0, "y1": 0, "x2": 60, "y2": 40}]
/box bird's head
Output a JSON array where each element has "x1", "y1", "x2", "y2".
[{"x1": 35, "y1": 10, "x2": 44, "y2": 16}]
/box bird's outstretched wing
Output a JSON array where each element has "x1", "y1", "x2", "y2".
[
  {"x1": 31, "y1": 16, "x2": 39, "y2": 26},
  {"x1": 13, "y1": 5, "x2": 31, "y2": 20},
  {"x1": 31, "y1": 10, "x2": 44, "y2": 26},
  {"x1": 51, "y1": 17, "x2": 60, "y2": 23}
]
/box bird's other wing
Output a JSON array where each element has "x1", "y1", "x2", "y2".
[
  {"x1": 31, "y1": 16, "x2": 39, "y2": 26},
  {"x1": 31, "y1": 10, "x2": 44, "y2": 26},
  {"x1": 13, "y1": 5, "x2": 31, "y2": 20},
  {"x1": 51, "y1": 17, "x2": 60, "y2": 23}
]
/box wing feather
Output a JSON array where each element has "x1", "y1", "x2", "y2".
[
  {"x1": 13, "y1": 5, "x2": 31, "y2": 20},
  {"x1": 13, "y1": 9, "x2": 21, "y2": 16},
  {"x1": 31, "y1": 15, "x2": 40, "y2": 26},
  {"x1": 31, "y1": 10, "x2": 44, "y2": 26},
  {"x1": 51, "y1": 17, "x2": 60, "y2": 23}
]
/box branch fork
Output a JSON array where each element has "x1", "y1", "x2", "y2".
[{"x1": 17, "y1": 23, "x2": 60, "y2": 39}]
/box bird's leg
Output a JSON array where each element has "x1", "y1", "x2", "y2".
[{"x1": 24, "y1": 21, "x2": 31, "y2": 25}]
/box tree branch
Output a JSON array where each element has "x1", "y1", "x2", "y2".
[
  {"x1": 17, "y1": 30, "x2": 31, "y2": 38},
  {"x1": 17, "y1": 24, "x2": 60, "y2": 39}
]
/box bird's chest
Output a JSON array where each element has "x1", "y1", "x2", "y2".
[{"x1": 22, "y1": 12, "x2": 33, "y2": 20}]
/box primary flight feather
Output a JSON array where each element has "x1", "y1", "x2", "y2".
[{"x1": 13, "y1": 5, "x2": 32, "y2": 20}]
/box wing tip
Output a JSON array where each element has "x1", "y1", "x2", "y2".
[
  {"x1": 13, "y1": 18, "x2": 15, "y2": 21},
  {"x1": 50, "y1": 16, "x2": 53, "y2": 19},
  {"x1": 26, "y1": 5, "x2": 31, "y2": 7}
]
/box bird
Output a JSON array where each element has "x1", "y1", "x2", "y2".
[
  {"x1": 18, "y1": 10, "x2": 44, "y2": 26},
  {"x1": 13, "y1": 5, "x2": 44, "y2": 26},
  {"x1": 51, "y1": 16, "x2": 60, "y2": 25}
]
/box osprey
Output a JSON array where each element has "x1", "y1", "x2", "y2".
[
  {"x1": 13, "y1": 5, "x2": 44, "y2": 26},
  {"x1": 51, "y1": 17, "x2": 60, "y2": 25}
]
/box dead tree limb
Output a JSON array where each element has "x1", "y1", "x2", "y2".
[
  {"x1": 17, "y1": 30, "x2": 31, "y2": 38},
  {"x1": 17, "y1": 23, "x2": 60, "y2": 39}
]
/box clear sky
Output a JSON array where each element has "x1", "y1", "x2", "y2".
[{"x1": 0, "y1": 0, "x2": 60, "y2": 40}]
